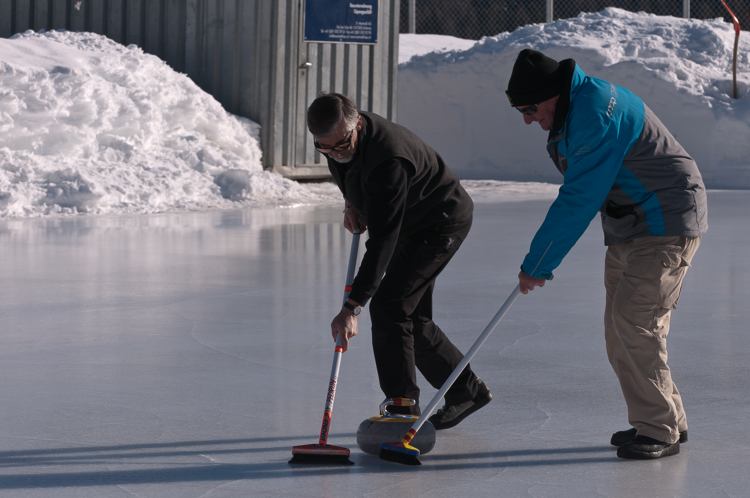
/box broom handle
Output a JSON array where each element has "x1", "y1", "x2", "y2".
[
  {"x1": 406, "y1": 284, "x2": 521, "y2": 437},
  {"x1": 342, "y1": 230, "x2": 361, "y2": 307},
  {"x1": 318, "y1": 230, "x2": 361, "y2": 445}
]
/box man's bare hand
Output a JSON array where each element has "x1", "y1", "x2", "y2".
[
  {"x1": 331, "y1": 309, "x2": 358, "y2": 352},
  {"x1": 343, "y1": 207, "x2": 367, "y2": 234},
  {"x1": 518, "y1": 270, "x2": 547, "y2": 295}
]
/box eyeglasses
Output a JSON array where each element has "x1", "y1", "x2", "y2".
[
  {"x1": 314, "y1": 130, "x2": 355, "y2": 154},
  {"x1": 516, "y1": 104, "x2": 538, "y2": 116}
]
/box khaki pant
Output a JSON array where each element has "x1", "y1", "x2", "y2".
[{"x1": 604, "y1": 235, "x2": 701, "y2": 444}]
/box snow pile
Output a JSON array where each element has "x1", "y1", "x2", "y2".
[
  {"x1": 2, "y1": 10, "x2": 748, "y2": 220},
  {"x1": 399, "y1": 34, "x2": 477, "y2": 64},
  {"x1": 0, "y1": 30, "x2": 336, "y2": 218},
  {"x1": 398, "y1": 8, "x2": 750, "y2": 188}
]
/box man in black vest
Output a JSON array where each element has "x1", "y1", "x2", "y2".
[{"x1": 307, "y1": 92, "x2": 491, "y2": 429}]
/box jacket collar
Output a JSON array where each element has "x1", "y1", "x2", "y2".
[{"x1": 548, "y1": 60, "x2": 584, "y2": 142}]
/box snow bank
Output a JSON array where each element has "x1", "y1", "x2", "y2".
[
  {"x1": 2, "y1": 10, "x2": 747, "y2": 220},
  {"x1": 398, "y1": 8, "x2": 750, "y2": 188}
]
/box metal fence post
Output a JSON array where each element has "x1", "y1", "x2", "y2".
[
  {"x1": 408, "y1": 0, "x2": 416, "y2": 33},
  {"x1": 683, "y1": 0, "x2": 690, "y2": 18},
  {"x1": 546, "y1": 0, "x2": 554, "y2": 23}
]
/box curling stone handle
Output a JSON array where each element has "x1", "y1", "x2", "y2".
[{"x1": 380, "y1": 398, "x2": 416, "y2": 416}]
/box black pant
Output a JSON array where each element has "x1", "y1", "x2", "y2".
[{"x1": 369, "y1": 216, "x2": 479, "y2": 415}]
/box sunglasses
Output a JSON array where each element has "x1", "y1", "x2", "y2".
[
  {"x1": 516, "y1": 104, "x2": 538, "y2": 116},
  {"x1": 314, "y1": 130, "x2": 355, "y2": 154}
]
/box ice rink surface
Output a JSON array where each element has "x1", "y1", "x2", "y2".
[{"x1": 0, "y1": 190, "x2": 747, "y2": 497}]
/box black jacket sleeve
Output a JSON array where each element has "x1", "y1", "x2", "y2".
[{"x1": 347, "y1": 158, "x2": 410, "y2": 306}]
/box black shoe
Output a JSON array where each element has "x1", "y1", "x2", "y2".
[
  {"x1": 610, "y1": 428, "x2": 688, "y2": 447},
  {"x1": 428, "y1": 379, "x2": 492, "y2": 430},
  {"x1": 617, "y1": 435, "x2": 680, "y2": 459}
]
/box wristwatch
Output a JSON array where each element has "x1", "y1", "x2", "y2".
[{"x1": 343, "y1": 301, "x2": 362, "y2": 316}]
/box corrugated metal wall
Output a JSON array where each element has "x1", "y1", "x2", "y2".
[
  {"x1": 0, "y1": 0, "x2": 399, "y2": 179},
  {"x1": 289, "y1": 0, "x2": 399, "y2": 178}
]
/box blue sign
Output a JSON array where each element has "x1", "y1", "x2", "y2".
[{"x1": 304, "y1": 0, "x2": 378, "y2": 45}]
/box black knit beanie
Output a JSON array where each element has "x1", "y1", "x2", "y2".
[{"x1": 505, "y1": 49, "x2": 564, "y2": 107}]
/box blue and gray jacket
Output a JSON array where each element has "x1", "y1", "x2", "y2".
[{"x1": 522, "y1": 61, "x2": 708, "y2": 279}]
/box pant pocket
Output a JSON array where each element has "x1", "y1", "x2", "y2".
[
  {"x1": 412, "y1": 235, "x2": 455, "y2": 278},
  {"x1": 655, "y1": 249, "x2": 689, "y2": 310}
]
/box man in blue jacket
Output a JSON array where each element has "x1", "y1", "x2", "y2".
[{"x1": 506, "y1": 49, "x2": 707, "y2": 460}]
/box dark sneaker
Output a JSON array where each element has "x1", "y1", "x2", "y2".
[
  {"x1": 428, "y1": 379, "x2": 492, "y2": 430},
  {"x1": 616, "y1": 435, "x2": 680, "y2": 460},
  {"x1": 610, "y1": 428, "x2": 687, "y2": 447}
]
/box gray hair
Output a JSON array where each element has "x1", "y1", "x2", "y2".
[{"x1": 307, "y1": 92, "x2": 359, "y2": 137}]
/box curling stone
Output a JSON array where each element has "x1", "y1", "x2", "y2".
[{"x1": 356, "y1": 398, "x2": 436, "y2": 455}]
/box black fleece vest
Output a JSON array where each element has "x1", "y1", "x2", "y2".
[{"x1": 327, "y1": 112, "x2": 472, "y2": 235}]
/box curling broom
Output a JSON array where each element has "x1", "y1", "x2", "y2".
[
  {"x1": 289, "y1": 230, "x2": 360, "y2": 465},
  {"x1": 379, "y1": 284, "x2": 522, "y2": 465}
]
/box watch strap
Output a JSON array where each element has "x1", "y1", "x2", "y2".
[{"x1": 343, "y1": 301, "x2": 361, "y2": 315}]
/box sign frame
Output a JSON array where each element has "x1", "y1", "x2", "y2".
[{"x1": 303, "y1": 0, "x2": 379, "y2": 45}]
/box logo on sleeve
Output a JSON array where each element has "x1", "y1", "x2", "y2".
[
  {"x1": 607, "y1": 84, "x2": 618, "y2": 117},
  {"x1": 607, "y1": 97, "x2": 617, "y2": 117}
]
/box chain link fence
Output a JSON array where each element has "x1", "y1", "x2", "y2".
[{"x1": 400, "y1": 0, "x2": 750, "y2": 39}]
